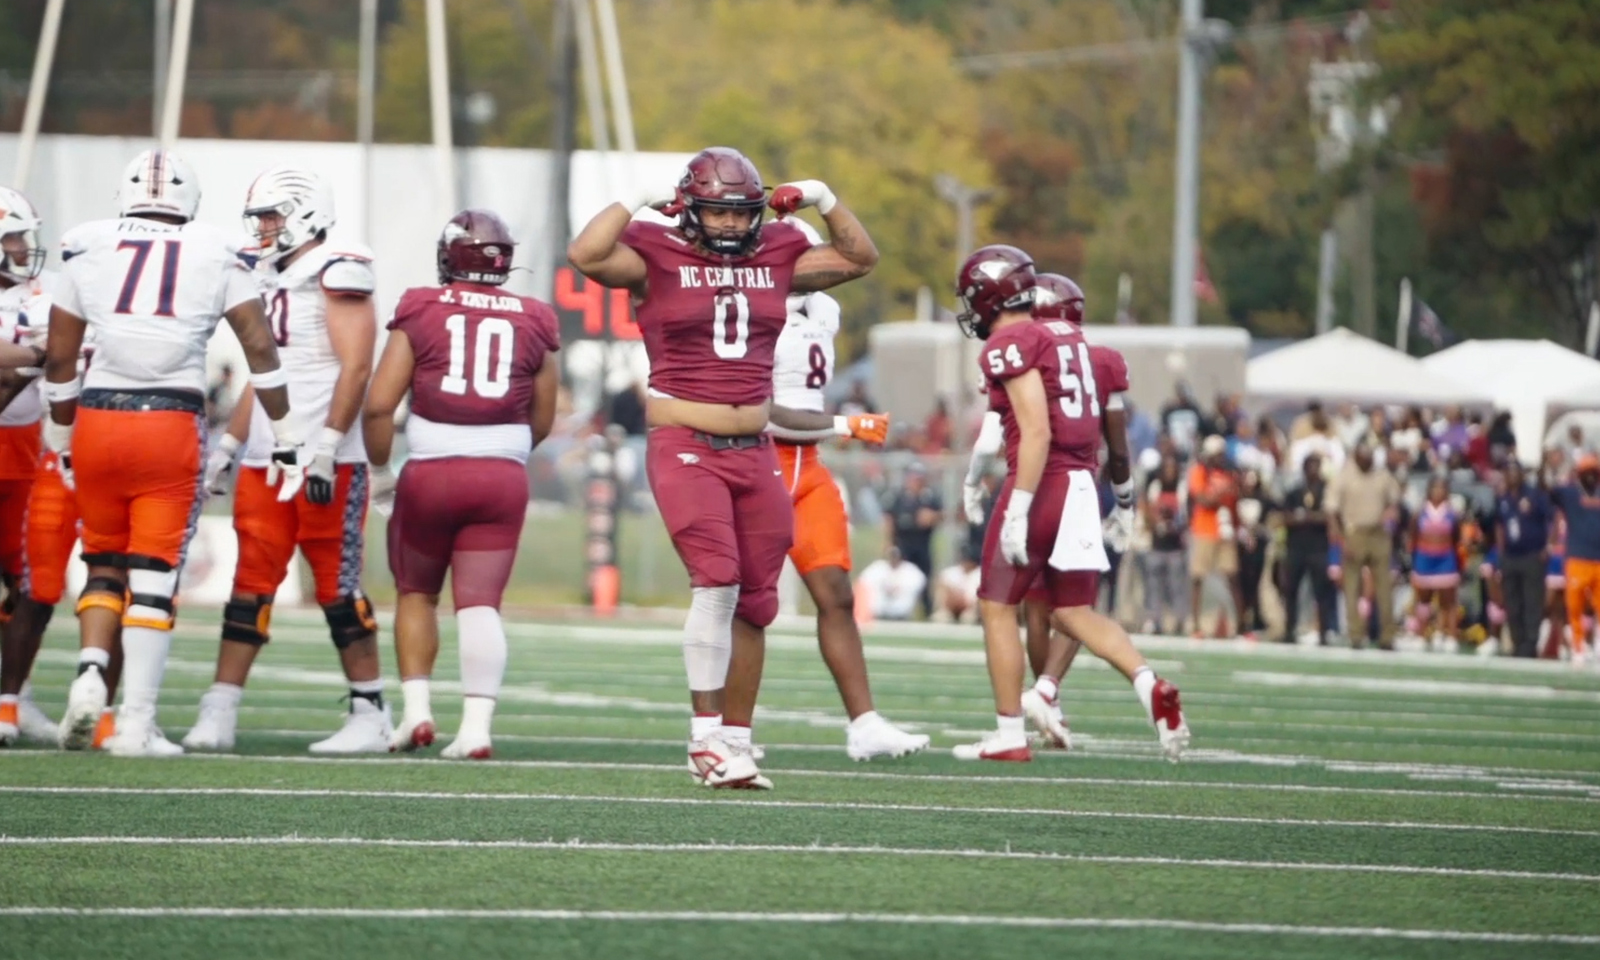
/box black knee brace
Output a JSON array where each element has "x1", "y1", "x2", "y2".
[
  {"x1": 76, "y1": 575, "x2": 128, "y2": 618},
  {"x1": 222, "y1": 594, "x2": 274, "y2": 646},
  {"x1": 323, "y1": 592, "x2": 377, "y2": 649}
]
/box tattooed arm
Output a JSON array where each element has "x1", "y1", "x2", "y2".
[{"x1": 790, "y1": 201, "x2": 879, "y2": 293}]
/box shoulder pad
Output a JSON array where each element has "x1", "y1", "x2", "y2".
[
  {"x1": 321, "y1": 257, "x2": 376, "y2": 295},
  {"x1": 325, "y1": 241, "x2": 375, "y2": 264}
]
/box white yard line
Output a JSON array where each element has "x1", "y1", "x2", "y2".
[
  {"x1": 1233, "y1": 670, "x2": 1600, "y2": 703},
  {"x1": 0, "y1": 906, "x2": 1595, "y2": 943},
  {"x1": 2, "y1": 835, "x2": 1593, "y2": 884},
  {"x1": 4, "y1": 786, "x2": 1594, "y2": 837}
]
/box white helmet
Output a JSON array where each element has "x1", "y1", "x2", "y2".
[
  {"x1": 243, "y1": 165, "x2": 335, "y2": 264},
  {"x1": 116, "y1": 148, "x2": 201, "y2": 221},
  {"x1": 0, "y1": 186, "x2": 45, "y2": 283}
]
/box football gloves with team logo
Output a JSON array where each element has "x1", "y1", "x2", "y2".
[
  {"x1": 835, "y1": 412, "x2": 890, "y2": 445},
  {"x1": 266, "y1": 440, "x2": 305, "y2": 503}
]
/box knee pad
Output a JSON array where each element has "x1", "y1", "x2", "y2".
[
  {"x1": 223, "y1": 594, "x2": 274, "y2": 646},
  {"x1": 735, "y1": 586, "x2": 778, "y2": 629},
  {"x1": 76, "y1": 575, "x2": 127, "y2": 618},
  {"x1": 683, "y1": 585, "x2": 737, "y2": 690},
  {"x1": 124, "y1": 557, "x2": 178, "y2": 630},
  {"x1": 323, "y1": 592, "x2": 377, "y2": 649}
]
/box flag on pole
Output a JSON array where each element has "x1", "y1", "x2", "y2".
[
  {"x1": 1194, "y1": 251, "x2": 1219, "y2": 305},
  {"x1": 1412, "y1": 297, "x2": 1456, "y2": 349}
]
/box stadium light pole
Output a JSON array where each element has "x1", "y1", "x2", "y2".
[
  {"x1": 424, "y1": 0, "x2": 457, "y2": 224},
  {"x1": 157, "y1": 0, "x2": 195, "y2": 148},
  {"x1": 13, "y1": 0, "x2": 65, "y2": 192},
  {"x1": 593, "y1": 0, "x2": 637, "y2": 192},
  {"x1": 1169, "y1": 0, "x2": 1203, "y2": 328},
  {"x1": 154, "y1": 0, "x2": 170, "y2": 138},
  {"x1": 575, "y1": 0, "x2": 610, "y2": 154},
  {"x1": 357, "y1": 0, "x2": 377, "y2": 245},
  {"x1": 935, "y1": 174, "x2": 993, "y2": 275}
]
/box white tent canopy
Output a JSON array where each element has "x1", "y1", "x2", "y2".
[
  {"x1": 1421, "y1": 339, "x2": 1600, "y2": 465},
  {"x1": 1246, "y1": 327, "x2": 1495, "y2": 407}
]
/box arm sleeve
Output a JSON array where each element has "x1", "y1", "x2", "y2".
[{"x1": 972, "y1": 411, "x2": 1003, "y2": 457}]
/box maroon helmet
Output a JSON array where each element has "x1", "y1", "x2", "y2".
[
  {"x1": 955, "y1": 244, "x2": 1037, "y2": 340},
  {"x1": 676, "y1": 146, "x2": 767, "y2": 258},
  {"x1": 438, "y1": 208, "x2": 515, "y2": 285},
  {"x1": 1034, "y1": 273, "x2": 1086, "y2": 327}
]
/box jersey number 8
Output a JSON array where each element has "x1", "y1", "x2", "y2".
[{"x1": 442, "y1": 313, "x2": 514, "y2": 399}]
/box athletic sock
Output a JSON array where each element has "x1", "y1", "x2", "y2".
[
  {"x1": 119, "y1": 626, "x2": 172, "y2": 717},
  {"x1": 1034, "y1": 675, "x2": 1060, "y2": 703},
  {"x1": 349, "y1": 678, "x2": 384, "y2": 709},
  {"x1": 401, "y1": 678, "x2": 432, "y2": 722},
  {"x1": 205, "y1": 682, "x2": 243, "y2": 708},
  {"x1": 690, "y1": 712, "x2": 722, "y2": 742},
  {"x1": 997, "y1": 714, "x2": 1025, "y2": 739},
  {"x1": 720, "y1": 723, "x2": 752, "y2": 747},
  {"x1": 458, "y1": 695, "x2": 495, "y2": 740},
  {"x1": 77, "y1": 647, "x2": 111, "y2": 672},
  {"x1": 1133, "y1": 666, "x2": 1157, "y2": 717}
]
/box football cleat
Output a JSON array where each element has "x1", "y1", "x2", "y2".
[
  {"x1": 17, "y1": 696, "x2": 58, "y2": 742},
  {"x1": 105, "y1": 716, "x2": 184, "y2": 758},
  {"x1": 1150, "y1": 678, "x2": 1191, "y2": 762},
  {"x1": 389, "y1": 715, "x2": 437, "y2": 753},
  {"x1": 846, "y1": 715, "x2": 931, "y2": 761},
  {"x1": 440, "y1": 733, "x2": 492, "y2": 760},
  {"x1": 951, "y1": 730, "x2": 1032, "y2": 762},
  {"x1": 1020, "y1": 689, "x2": 1070, "y2": 751},
  {"x1": 308, "y1": 697, "x2": 393, "y2": 754},
  {"x1": 59, "y1": 666, "x2": 108, "y2": 751},
  {"x1": 688, "y1": 736, "x2": 772, "y2": 789},
  {"x1": 0, "y1": 702, "x2": 18, "y2": 746},
  {"x1": 91, "y1": 710, "x2": 116, "y2": 750},
  {"x1": 182, "y1": 691, "x2": 239, "y2": 751}
]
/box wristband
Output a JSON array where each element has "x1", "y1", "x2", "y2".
[
  {"x1": 1008, "y1": 489, "x2": 1034, "y2": 516},
  {"x1": 833, "y1": 415, "x2": 851, "y2": 438},
  {"x1": 1113, "y1": 478, "x2": 1135, "y2": 509},
  {"x1": 269, "y1": 415, "x2": 299, "y2": 446},
  {"x1": 815, "y1": 185, "x2": 837, "y2": 216},
  {"x1": 42, "y1": 378, "x2": 80, "y2": 404},
  {"x1": 250, "y1": 367, "x2": 288, "y2": 390},
  {"x1": 315, "y1": 426, "x2": 345, "y2": 459}
]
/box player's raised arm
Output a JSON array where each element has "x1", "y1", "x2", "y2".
[
  {"x1": 567, "y1": 180, "x2": 679, "y2": 292},
  {"x1": 775, "y1": 181, "x2": 879, "y2": 293}
]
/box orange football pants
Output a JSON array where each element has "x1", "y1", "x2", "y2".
[
  {"x1": 0, "y1": 422, "x2": 42, "y2": 581},
  {"x1": 21, "y1": 451, "x2": 78, "y2": 605},
  {"x1": 1565, "y1": 557, "x2": 1600, "y2": 653},
  {"x1": 775, "y1": 441, "x2": 850, "y2": 576},
  {"x1": 232, "y1": 464, "x2": 368, "y2": 605},
  {"x1": 73, "y1": 407, "x2": 204, "y2": 570}
]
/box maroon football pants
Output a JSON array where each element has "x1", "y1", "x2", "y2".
[
  {"x1": 387, "y1": 456, "x2": 529, "y2": 610},
  {"x1": 978, "y1": 470, "x2": 1099, "y2": 609},
  {"x1": 645, "y1": 426, "x2": 794, "y2": 627}
]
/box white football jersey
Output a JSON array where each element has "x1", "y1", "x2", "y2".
[
  {"x1": 56, "y1": 218, "x2": 259, "y2": 396},
  {"x1": 772, "y1": 291, "x2": 840, "y2": 414},
  {"x1": 241, "y1": 242, "x2": 375, "y2": 466},
  {"x1": 0, "y1": 270, "x2": 63, "y2": 426}
]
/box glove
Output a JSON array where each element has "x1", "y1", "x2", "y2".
[
  {"x1": 632, "y1": 180, "x2": 682, "y2": 215},
  {"x1": 962, "y1": 481, "x2": 986, "y2": 525},
  {"x1": 837, "y1": 412, "x2": 889, "y2": 445},
  {"x1": 1000, "y1": 490, "x2": 1033, "y2": 567},
  {"x1": 303, "y1": 428, "x2": 344, "y2": 506},
  {"x1": 54, "y1": 452, "x2": 74, "y2": 493},
  {"x1": 768, "y1": 179, "x2": 837, "y2": 217},
  {"x1": 205, "y1": 434, "x2": 242, "y2": 497},
  {"x1": 369, "y1": 464, "x2": 397, "y2": 520},
  {"x1": 265, "y1": 418, "x2": 305, "y2": 503},
  {"x1": 1103, "y1": 505, "x2": 1135, "y2": 554}
]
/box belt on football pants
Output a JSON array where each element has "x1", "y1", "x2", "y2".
[{"x1": 691, "y1": 431, "x2": 768, "y2": 451}]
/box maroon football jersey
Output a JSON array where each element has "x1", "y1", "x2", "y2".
[
  {"x1": 981, "y1": 319, "x2": 1129, "y2": 474},
  {"x1": 389, "y1": 282, "x2": 561, "y2": 426},
  {"x1": 621, "y1": 219, "x2": 813, "y2": 406}
]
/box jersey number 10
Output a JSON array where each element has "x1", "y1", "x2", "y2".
[{"x1": 442, "y1": 313, "x2": 514, "y2": 399}]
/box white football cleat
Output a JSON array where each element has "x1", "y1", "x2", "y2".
[
  {"x1": 1150, "y1": 678, "x2": 1191, "y2": 762},
  {"x1": 105, "y1": 717, "x2": 184, "y2": 758},
  {"x1": 1020, "y1": 689, "x2": 1071, "y2": 750},
  {"x1": 951, "y1": 730, "x2": 1032, "y2": 762},
  {"x1": 308, "y1": 697, "x2": 393, "y2": 754},
  {"x1": 389, "y1": 715, "x2": 436, "y2": 753},
  {"x1": 688, "y1": 736, "x2": 772, "y2": 789},
  {"x1": 59, "y1": 667, "x2": 108, "y2": 751},
  {"x1": 0, "y1": 713, "x2": 16, "y2": 746},
  {"x1": 182, "y1": 691, "x2": 239, "y2": 751},
  {"x1": 440, "y1": 733, "x2": 492, "y2": 760},
  {"x1": 17, "y1": 697, "x2": 58, "y2": 743},
  {"x1": 846, "y1": 715, "x2": 931, "y2": 761}
]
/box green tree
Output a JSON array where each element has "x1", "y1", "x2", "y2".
[
  {"x1": 620, "y1": 0, "x2": 993, "y2": 353},
  {"x1": 1375, "y1": 0, "x2": 1600, "y2": 344}
]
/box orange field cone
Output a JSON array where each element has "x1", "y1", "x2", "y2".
[{"x1": 590, "y1": 565, "x2": 620, "y2": 617}]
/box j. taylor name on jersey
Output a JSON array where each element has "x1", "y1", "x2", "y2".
[
  {"x1": 677, "y1": 265, "x2": 775, "y2": 290},
  {"x1": 438, "y1": 288, "x2": 523, "y2": 311}
]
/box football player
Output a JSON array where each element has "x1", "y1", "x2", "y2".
[
  {"x1": 765, "y1": 220, "x2": 927, "y2": 760},
  {"x1": 366, "y1": 209, "x2": 560, "y2": 759},
  {"x1": 953, "y1": 246, "x2": 1188, "y2": 763},
  {"x1": 569, "y1": 147, "x2": 877, "y2": 788},
  {"x1": 49, "y1": 149, "x2": 302, "y2": 756},
  {"x1": 186, "y1": 166, "x2": 385, "y2": 754}
]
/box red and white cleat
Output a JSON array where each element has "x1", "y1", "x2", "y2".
[
  {"x1": 389, "y1": 716, "x2": 436, "y2": 753},
  {"x1": 688, "y1": 736, "x2": 772, "y2": 790},
  {"x1": 1020, "y1": 689, "x2": 1070, "y2": 751},
  {"x1": 1150, "y1": 679, "x2": 1191, "y2": 762},
  {"x1": 441, "y1": 734, "x2": 492, "y2": 760},
  {"x1": 951, "y1": 731, "x2": 1032, "y2": 762}
]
